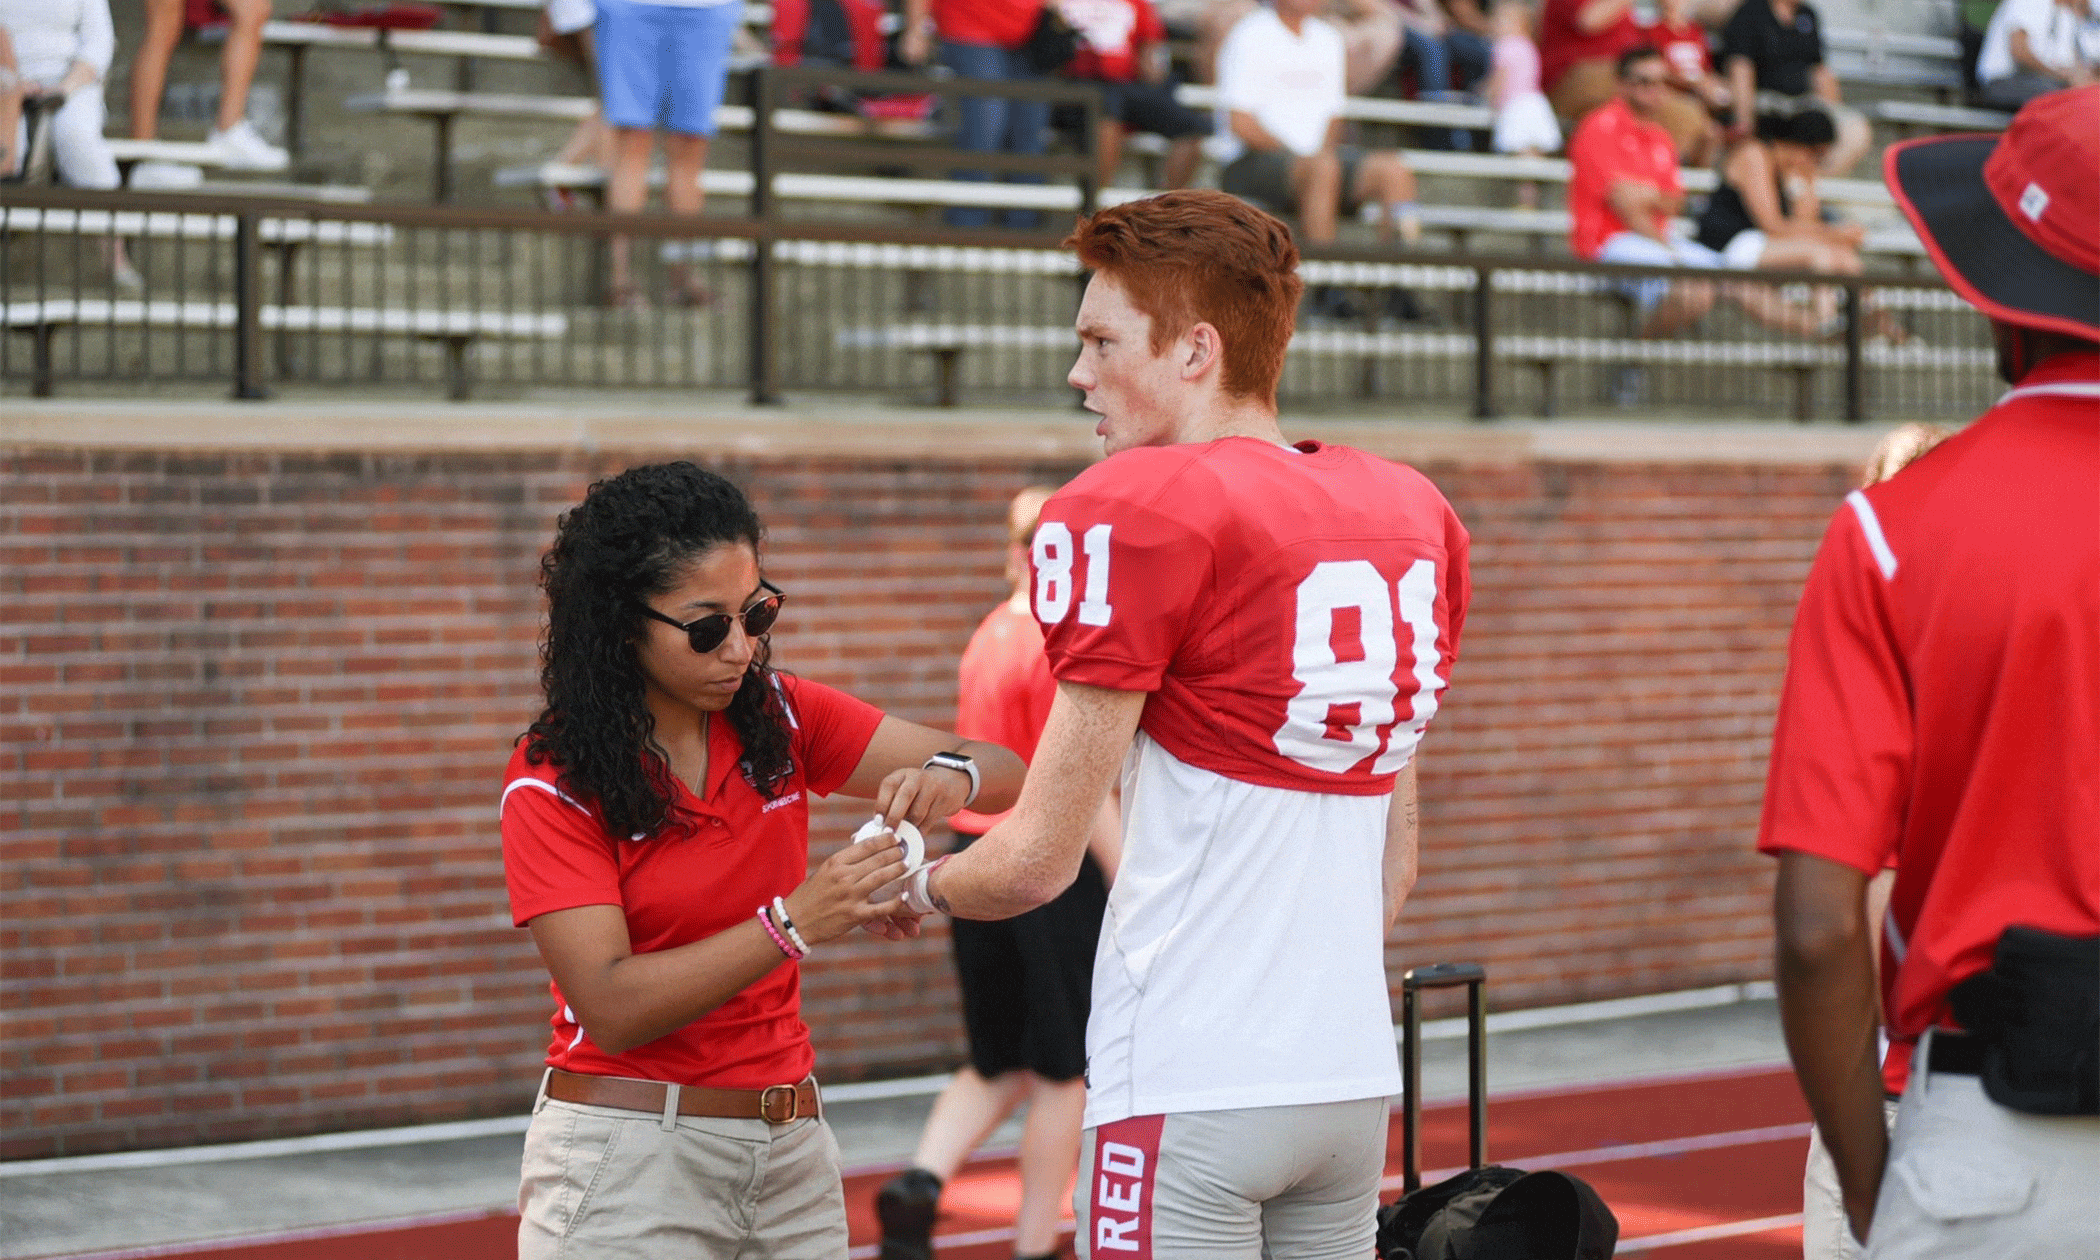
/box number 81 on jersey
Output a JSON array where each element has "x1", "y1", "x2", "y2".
[{"x1": 1035, "y1": 522, "x2": 1446, "y2": 778}]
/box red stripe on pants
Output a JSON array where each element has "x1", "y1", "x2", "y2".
[{"x1": 1088, "y1": 1114, "x2": 1165, "y2": 1258}]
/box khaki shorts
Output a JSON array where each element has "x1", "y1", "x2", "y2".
[{"x1": 518, "y1": 1083, "x2": 848, "y2": 1259}]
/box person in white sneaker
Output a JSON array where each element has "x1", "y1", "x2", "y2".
[{"x1": 127, "y1": 0, "x2": 287, "y2": 173}]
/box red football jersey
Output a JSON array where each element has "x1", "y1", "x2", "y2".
[{"x1": 1033, "y1": 437, "x2": 1470, "y2": 794}]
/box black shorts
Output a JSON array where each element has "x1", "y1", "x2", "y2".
[
  {"x1": 1101, "y1": 79, "x2": 1207, "y2": 141},
  {"x1": 1220, "y1": 145, "x2": 1365, "y2": 216},
  {"x1": 947, "y1": 829, "x2": 1107, "y2": 1083}
]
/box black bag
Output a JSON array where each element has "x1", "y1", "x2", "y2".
[
  {"x1": 1020, "y1": 3, "x2": 1079, "y2": 74},
  {"x1": 1376, "y1": 964, "x2": 1619, "y2": 1260},
  {"x1": 1948, "y1": 925, "x2": 2100, "y2": 1116}
]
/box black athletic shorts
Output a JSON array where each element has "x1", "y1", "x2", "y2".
[
  {"x1": 947, "y1": 829, "x2": 1108, "y2": 1083},
  {"x1": 1101, "y1": 79, "x2": 1207, "y2": 141},
  {"x1": 1220, "y1": 144, "x2": 1365, "y2": 216}
]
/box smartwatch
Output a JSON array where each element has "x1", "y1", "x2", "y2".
[{"x1": 922, "y1": 751, "x2": 980, "y2": 807}]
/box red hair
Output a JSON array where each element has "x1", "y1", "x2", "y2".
[{"x1": 1064, "y1": 191, "x2": 1302, "y2": 403}]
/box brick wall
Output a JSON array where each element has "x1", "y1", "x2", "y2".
[{"x1": 0, "y1": 426, "x2": 1860, "y2": 1158}]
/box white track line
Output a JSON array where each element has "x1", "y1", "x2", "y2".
[
  {"x1": 1376, "y1": 1120, "x2": 1813, "y2": 1191},
  {"x1": 39, "y1": 1208, "x2": 513, "y2": 1260},
  {"x1": 1618, "y1": 1212, "x2": 1806, "y2": 1251}
]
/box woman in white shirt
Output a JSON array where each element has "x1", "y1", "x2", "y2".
[{"x1": 1, "y1": 0, "x2": 120, "y2": 190}]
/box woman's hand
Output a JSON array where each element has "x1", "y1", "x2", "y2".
[
  {"x1": 876, "y1": 763, "x2": 974, "y2": 834},
  {"x1": 781, "y1": 831, "x2": 911, "y2": 946}
]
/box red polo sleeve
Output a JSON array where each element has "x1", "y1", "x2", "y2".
[
  {"x1": 779, "y1": 674, "x2": 885, "y2": 798},
  {"x1": 502, "y1": 771, "x2": 623, "y2": 927},
  {"x1": 1757, "y1": 505, "x2": 1912, "y2": 874}
]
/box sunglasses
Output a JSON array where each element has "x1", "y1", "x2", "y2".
[{"x1": 640, "y1": 580, "x2": 786, "y2": 653}]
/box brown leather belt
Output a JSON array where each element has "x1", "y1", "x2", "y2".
[{"x1": 545, "y1": 1068, "x2": 819, "y2": 1124}]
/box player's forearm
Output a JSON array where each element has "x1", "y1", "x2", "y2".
[
  {"x1": 931, "y1": 811, "x2": 1088, "y2": 919},
  {"x1": 1774, "y1": 853, "x2": 1888, "y2": 1240},
  {"x1": 921, "y1": 682, "x2": 1143, "y2": 920}
]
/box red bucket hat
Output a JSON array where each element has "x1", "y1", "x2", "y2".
[{"x1": 1885, "y1": 86, "x2": 2099, "y2": 342}]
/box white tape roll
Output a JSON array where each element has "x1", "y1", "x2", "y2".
[{"x1": 851, "y1": 815, "x2": 926, "y2": 872}]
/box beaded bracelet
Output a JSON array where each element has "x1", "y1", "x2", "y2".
[
  {"x1": 756, "y1": 904, "x2": 802, "y2": 960},
  {"x1": 771, "y1": 896, "x2": 811, "y2": 956}
]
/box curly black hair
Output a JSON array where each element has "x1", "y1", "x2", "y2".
[{"x1": 523, "y1": 462, "x2": 796, "y2": 839}]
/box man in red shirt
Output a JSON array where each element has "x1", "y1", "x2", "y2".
[
  {"x1": 875, "y1": 486, "x2": 1122, "y2": 1260},
  {"x1": 1059, "y1": 0, "x2": 1206, "y2": 189},
  {"x1": 1566, "y1": 45, "x2": 1719, "y2": 336},
  {"x1": 1761, "y1": 85, "x2": 2099, "y2": 1257}
]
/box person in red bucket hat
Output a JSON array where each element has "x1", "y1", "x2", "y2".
[{"x1": 1760, "y1": 84, "x2": 2099, "y2": 1260}]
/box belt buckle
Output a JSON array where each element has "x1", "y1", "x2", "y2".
[{"x1": 759, "y1": 1083, "x2": 800, "y2": 1124}]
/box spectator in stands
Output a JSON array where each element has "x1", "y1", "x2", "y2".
[
  {"x1": 900, "y1": 0, "x2": 1053, "y2": 229},
  {"x1": 538, "y1": 0, "x2": 611, "y2": 196},
  {"x1": 1195, "y1": 0, "x2": 1405, "y2": 97},
  {"x1": 1483, "y1": 0, "x2": 1559, "y2": 205},
  {"x1": 1539, "y1": 0, "x2": 1641, "y2": 120},
  {"x1": 1212, "y1": 0, "x2": 1425, "y2": 320},
  {"x1": 597, "y1": 0, "x2": 743, "y2": 307},
  {"x1": 1058, "y1": 0, "x2": 1208, "y2": 188},
  {"x1": 1394, "y1": 0, "x2": 1491, "y2": 144},
  {"x1": 127, "y1": 0, "x2": 286, "y2": 185},
  {"x1": 1570, "y1": 48, "x2": 1841, "y2": 342},
  {"x1": 1, "y1": 0, "x2": 134, "y2": 284},
  {"x1": 1718, "y1": 0, "x2": 1869, "y2": 174},
  {"x1": 1974, "y1": 0, "x2": 2098, "y2": 108},
  {"x1": 1694, "y1": 108, "x2": 1905, "y2": 340},
  {"x1": 1645, "y1": 0, "x2": 1724, "y2": 163}
]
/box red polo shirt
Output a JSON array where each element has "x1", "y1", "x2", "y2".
[
  {"x1": 502, "y1": 674, "x2": 884, "y2": 1089},
  {"x1": 1567, "y1": 96, "x2": 1682, "y2": 258},
  {"x1": 934, "y1": 0, "x2": 1043, "y2": 49},
  {"x1": 1539, "y1": 0, "x2": 1643, "y2": 93},
  {"x1": 1759, "y1": 353, "x2": 2100, "y2": 1093},
  {"x1": 949, "y1": 600, "x2": 1055, "y2": 833}
]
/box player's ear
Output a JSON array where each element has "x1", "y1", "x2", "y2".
[{"x1": 1183, "y1": 322, "x2": 1222, "y2": 381}]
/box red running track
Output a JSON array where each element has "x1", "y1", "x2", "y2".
[{"x1": 60, "y1": 1067, "x2": 1810, "y2": 1260}]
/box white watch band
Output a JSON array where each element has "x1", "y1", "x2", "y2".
[{"x1": 923, "y1": 752, "x2": 980, "y2": 807}]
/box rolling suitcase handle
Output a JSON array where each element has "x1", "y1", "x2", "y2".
[{"x1": 1400, "y1": 962, "x2": 1487, "y2": 1193}]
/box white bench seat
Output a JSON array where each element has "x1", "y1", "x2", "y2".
[
  {"x1": 5, "y1": 299, "x2": 565, "y2": 398},
  {"x1": 3, "y1": 207, "x2": 393, "y2": 245},
  {"x1": 1870, "y1": 100, "x2": 2011, "y2": 133}
]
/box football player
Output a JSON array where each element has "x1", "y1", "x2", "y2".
[{"x1": 893, "y1": 189, "x2": 1471, "y2": 1259}]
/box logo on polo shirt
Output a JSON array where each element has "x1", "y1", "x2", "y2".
[{"x1": 761, "y1": 790, "x2": 804, "y2": 814}]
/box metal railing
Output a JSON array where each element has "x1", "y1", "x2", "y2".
[{"x1": 2, "y1": 184, "x2": 1995, "y2": 418}]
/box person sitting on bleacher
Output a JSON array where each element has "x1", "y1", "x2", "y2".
[
  {"x1": 1974, "y1": 0, "x2": 2098, "y2": 109},
  {"x1": 1057, "y1": 0, "x2": 1208, "y2": 189},
  {"x1": 1568, "y1": 45, "x2": 1719, "y2": 337},
  {"x1": 1482, "y1": 0, "x2": 1558, "y2": 205},
  {"x1": 1717, "y1": 0, "x2": 1867, "y2": 175},
  {"x1": 1, "y1": 0, "x2": 133, "y2": 282},
  {"x1": 127, "y1": 0, "x2": 287, "y2": 186},
  {"x1": 899, "y1": 0, "x2": 1054, "y2": 230},
  {"x1": 1644, "y1": 0, "x2": 1723, "y2": 163},
  {"x1": 1570, "y1": 47, "x2": 1847, "y2": 342},
  {"x1": 1212, "y1": 0, "x2": 1424, "y2": 321},
  {"x1": 1694, "y1": 107, "x2": 1905, "y2": 341}
]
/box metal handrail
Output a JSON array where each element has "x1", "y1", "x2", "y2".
[{"x1": 1, "y1": 182, "x2": 1970, "y2": 419}]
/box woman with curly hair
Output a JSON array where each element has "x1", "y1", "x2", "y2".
[{"x1": 502, "y1": 461, "x2": 1023, "y2": 1258}]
